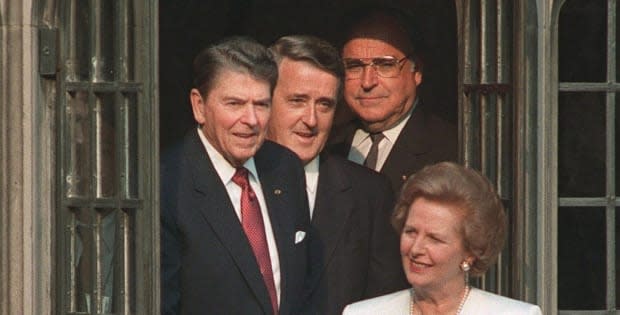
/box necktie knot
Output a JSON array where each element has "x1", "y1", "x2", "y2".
[
  {"x1": 370, "y1": 132, "x2": 385, "y2": 143},
  {"x1": 232, "y1": 167, "x2": 250, "y2": 188}
]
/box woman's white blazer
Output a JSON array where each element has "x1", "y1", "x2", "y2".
[{"x1": 342, "y1": 287, "x2": 543, "y2": 315}]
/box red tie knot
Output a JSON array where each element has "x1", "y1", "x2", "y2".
[{"x1": 232, "y1": 167, "x2": 250, "y2": 188}]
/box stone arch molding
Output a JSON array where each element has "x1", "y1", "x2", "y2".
[{"x1": 0, "y1": 0, "x2": 57, "y2": 314}]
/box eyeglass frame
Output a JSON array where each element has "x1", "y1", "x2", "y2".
[{"x1": 342, "y1": 55, "x2": 414, "y2": 79}]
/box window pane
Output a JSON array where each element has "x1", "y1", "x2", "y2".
[
  {"x1": 615, "y1": 93, "x2": 620, "y2": 196},
  {"x1": 115, "y1": 209, "x2": 137, "y2": 313},
  {"x1": 67, "y1": 0, "x2": 91, "y2": 81},
  {"x1": 125, "y1": 0, "x2": 136, "y2": 81},
  {"x1": 558, "y1": 0, "x2": 607, "y2": 82},
  {"x1": 558, "y1": 92, "x2": 606, "y2": 197},
  {"x1": 617, "y1": 207, "x2": 620, "y2": 308},
  {"x1": 72, "y1": 207, "x2": 94, "y2": 313},
  {"x1": 95, "y1": 93, "x2": 117, "y2": 197},
  {"x1": 97, "y1": 209, "x2": 137, "y2": 313},
  {"x1": 67, "y1": 91, "x2": 91, "y2": 197},
  {"x1": 124, "y1": 93, "x2": 139, "y2": 198},
  {"x1": 95, "y1": 0, "x2": 115, "y2": 82},
  {"x1": 558, "y1": 207, "x2": 606, "y2": 309},
  {"x1": 98, "y1": 208, "x2": 117, "y2": 313}
]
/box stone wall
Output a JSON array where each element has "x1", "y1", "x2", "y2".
[{"x1": 0, "y1": 0, "x2": 54, "y2": 314}]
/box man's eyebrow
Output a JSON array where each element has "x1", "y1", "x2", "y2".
[
  {"x1": 316, "y1": 96, "x2": 336, "y2": 106},
  {"x1": 343, "y1": 58, "x2": 365, "y2": 63},
  {"x1": 253, "y1": 97, "x2": 271, "y2": 105},
  {"x1": 221, "y1": 95, "x2": 247, "y2": 102},
  {"x1": 288, "y1": 93, "x2": 310, "y2": 99}
]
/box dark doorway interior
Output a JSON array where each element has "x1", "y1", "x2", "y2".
[{"x1": 159, "y1": 1, "x2": 457, "y2": 151}]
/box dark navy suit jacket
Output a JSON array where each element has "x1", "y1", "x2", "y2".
[
  {"x1": 161, "y1": 131, "x2": 312, "y2": 315},
  {"x1": 329, "y1": 101, "x2": 458, "y2": 193},
  {"x1": 305, "y1": 153, "x2": 408, "y2": 315}
]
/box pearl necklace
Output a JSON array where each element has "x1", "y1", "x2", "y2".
[{"x1": 409, "y1": 285, "x2": 470, "y2": 315}]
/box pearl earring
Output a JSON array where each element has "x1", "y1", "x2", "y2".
[
  {"x1": 460, "y1": 261, "x2": 471, "y2": 285},
  {"x1": 460, "y1": 261, "x2": 471, "y2": 272}
]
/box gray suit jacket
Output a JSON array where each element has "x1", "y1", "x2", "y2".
[{"x1": 342, "y1": 288, "x2": 543, "y2": 315}]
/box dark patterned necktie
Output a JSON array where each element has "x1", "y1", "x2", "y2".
[
  {"x1": 364, "y1": 132, "x2": 385, "y2": 170},
  {"x1": 232, "y1": 167, "x2": 278, "y2": 315}
]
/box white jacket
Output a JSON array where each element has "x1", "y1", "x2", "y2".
[{"x1": 342, "y1": 288, "x2": 543, "y2": 315}]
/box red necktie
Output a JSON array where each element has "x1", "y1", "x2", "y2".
[{"x1": 232, "y1": 167, "x2": 278, "y2": 315}]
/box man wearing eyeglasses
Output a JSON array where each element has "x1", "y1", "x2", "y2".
[{"x1": 329, "y1": 6, "x2": 457, "y2": 193}]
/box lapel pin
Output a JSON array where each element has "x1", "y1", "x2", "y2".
[{"x1": 274, "y1": 189, "x2": 282, "y2": 195}]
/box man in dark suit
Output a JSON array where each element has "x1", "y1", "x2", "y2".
[
  {"x1": 161, "y1": 37, "x2": 312, "y2": 315},
  {"x1": 267, "y1": 35, "x2": 407, "y2": 315},
  {"x1": 329, "y1": 7, "x2": 458, "y2": 193}
]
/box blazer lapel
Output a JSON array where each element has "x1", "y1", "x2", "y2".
[
  {"x1": 254, "y1": 143, "x2": 299, "y2": 315},
  {"x1": 186, "y1": 133, "x2": 274, "y2": 315},
  {"x1": 310, "y1": 154, "x2": 355, "y2": 292},
  {"x1": 326, "y1": 120, "x2": 359, "y2": 157},
  {"x1": 381, "y1": 103, "x2": 432, "y2": 183}
]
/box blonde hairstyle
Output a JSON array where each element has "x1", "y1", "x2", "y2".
[{"x1": 392, "y1": 162, "x2": 507, "y2": 276}]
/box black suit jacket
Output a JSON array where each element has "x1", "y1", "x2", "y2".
[
  {"x1": 329, "y1": 101, "x2": 458, "y2": 193},
  {"x1": 306, "y1": 153, "x2": 408, "y2": 315},
  {"x1": 161, "y1": 131, "x2": 312, "y2": 315}
]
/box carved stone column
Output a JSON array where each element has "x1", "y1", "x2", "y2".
[{"x1": 0, "y1": 0, "x2": 54, "y2": 314}]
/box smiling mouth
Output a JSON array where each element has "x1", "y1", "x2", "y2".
[
  {"x1": 234, "y1": 132, "x2": 257, "y2": 138},
  {"x1": 356, "y1": 96, "x2": 387, "y2": 105},
  {"x1": 407, "y1": 258, "x2": 432, "y2": 272},
  {"x1": 412, "y1": 261, "x2": 430, "y2": 267},
  {"x1": 294, "y1": 131, "x2": 316, "y2": 138}
]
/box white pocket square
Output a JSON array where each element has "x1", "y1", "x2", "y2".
[{"x1": 294, "y1": 231, "x2": 306, "y2": 244}]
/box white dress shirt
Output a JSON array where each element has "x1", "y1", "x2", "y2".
[
  {"x1": 348, "y1": 104, "x2": 415, "y2": 171},
  {"x1": 197, "y1": 128, "x2": 281, "y2": 306},
  {"x1": 303, "y1": 156, "x2": 320, "y2": 219}
]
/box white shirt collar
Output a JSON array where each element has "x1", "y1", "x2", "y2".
[
  {"x1": 304, "y1": 156, "x2": 320, "y2": 218},
  {"x1": 196, "y1": 128, "x2": 259, "y2": 183},
  {"x1": 351, "y1": 98, "x2": 417, "y2": 147},
  {"x1": 348, "y1": 99, "x2": 417, "y2": 169},
  {"x1": 304, "y1": 156, "x2": 320, "y2": 193}
]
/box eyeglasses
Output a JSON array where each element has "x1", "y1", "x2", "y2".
[{"x1": 343, "y1": 55, "x2": 411, "y2": 79}]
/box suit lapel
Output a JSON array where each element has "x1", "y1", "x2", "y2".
[
  {"x1": 254, "y1": 142, "x2": 298, "y2": 315},
  {"x1": 330, "y1": 107, "x2": 432, "y2": 189},
  {"x1": 326, "y1": 120, "x2": 359, "y2": 157},
  {"x1": 381, "y1": 103, "x2": 432, "y2": 185},
  {"x1": 186, "y1": 133, "x2": 274, "y2": 315},
  {"x1": 310, "y1": 155, "x2": 355, "y2": 292}
]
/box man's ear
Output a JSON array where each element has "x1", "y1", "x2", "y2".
[
  {"x1": 190, "y1": 88, "x2": 206, "y2": 124},
  {"x1": 412, "y1": 69, "x2": 423, "y2": 86}
]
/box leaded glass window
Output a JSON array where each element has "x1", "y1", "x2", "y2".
[
  {"x1": 557, "y1": 0, "x2": 620, "y2": 313},
  {"x1": 56, "y1": 0, "x2": 157, "y2": 314}
]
